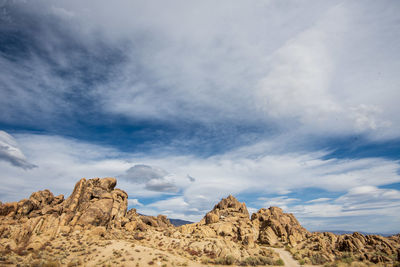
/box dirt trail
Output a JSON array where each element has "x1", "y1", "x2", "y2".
[{"x1": 271, "y1": 248, "x2": 300, "y2": 267}]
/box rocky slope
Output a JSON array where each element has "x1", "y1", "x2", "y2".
[{"x1": 0, "y1": 177, "x2": 399, "y2": 266}]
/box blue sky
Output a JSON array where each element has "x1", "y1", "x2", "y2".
[{"x1": 0, "y1": 0, "x2": 400, "y2": 233}]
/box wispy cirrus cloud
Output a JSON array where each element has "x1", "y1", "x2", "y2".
[
  {"x1": 1, "y1": 0, "x2": 399, "y2": 143},
  {"x1": 1, "y1": 1, "x2": 400, "y2": 233},
  {"x1": 0, "y1": 131, "x2": 36, "y2": 170}
]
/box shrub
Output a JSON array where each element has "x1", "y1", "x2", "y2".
[
  {"x1": 239, "y1": 256, "x2": 277, "y2": 266},
  {"x1": 225, "y1": 255, "x2": 236, "y2": 265},
  {"x1": 340, "y1": 255, "x2": 354, "y2": 264},
  {"x1": 262, "y1": 256, "x2": 275, "y2": 265},
  {"x1": 310, "y1": 254, "x2": 328, "y2": 265},
  {"x1": 241, "y1": 257, "x2": 259, "y2": 266},
  {"x1": 201, "y1": 258, "x2": 210, "y2": 264},
  {"x1": 275, "y1": 258, "x2": 285, "y2": 266},
  {"x1": 299, "y1": 259, "x2": 305, "y2": 265},
  {"x1": 214, "y1": 255, "x2": 236, "y2": 265}
]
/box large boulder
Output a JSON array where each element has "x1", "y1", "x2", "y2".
[
  {"x1": 251, "y1": 206, "x2": 309, "y2": 246},
  {"x1": 196, "y1": 195, "x2": 257, "y2": 248},
  {"x1": 123, "y1": 208, "x2": 173, "y2": 232},
  {"x1": 0, "y1": 177, "x2": 128, "y2": 252},
  {"x1": 61, "y1": 177, "x2": 128, "y2": 228}
]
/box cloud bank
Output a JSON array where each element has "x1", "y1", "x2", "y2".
[
  {"x1": 0, "y1": 0, "x2": 399, "y2": 143},
  {"x1": 0, "y1": 131, "x2": 398, "y2": 232},
  {"x1": 1, "y1": 1, "x2": 400, "y2": 233}
]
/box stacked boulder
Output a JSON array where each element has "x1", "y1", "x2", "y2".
[
  {"x1": 251, "y1": 206, "x2": 309, "y2": 246},
  {"x1": 201, "y1": 195, "x2": 256, "y2": 247},
  {"x1": 0, "y1": 177, "x2": 128, "y2": 251},
  {"x1": 1, "y1": 178, "x2": 399, "y2": 265}
]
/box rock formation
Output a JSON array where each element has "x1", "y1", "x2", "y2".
[
  {"x1": 251, "y1": 206, "x2": 309, "y2": 247},
  {"x1": 0, "y1": 177, "x2": 399, "y2": 266},
  {"x1": 0, "y1": 177, "x2": 129, "y2": 252}
]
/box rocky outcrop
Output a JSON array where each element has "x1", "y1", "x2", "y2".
[
  {"x1": 176, "y1": 195, "x2": 259, "y2": 261},
  {"x1": 251, "y1": 207, "x2": 309, "y2": 246},
  {"x1": 60, "y1": 177, "x2": 128, "y2": 228},
  {"x1": 0, "y1": 179, "x2": 399, "y2": 266},
  {"x1": 203, "y1": 195, "x2": 249, "y2": 224},
  {"x1": 250, "y1": 207, "x2": 400, "y2": 265},
  {"x1": 0, "y1": 189, "x2": 64, "y2": 219},
  {"x1": 124, "y1": 208, "x2": 172, "y2": 231},
  {"x1": 287, "y1": 231, "x2": 400, "y2": 265},
  {"x1": 0, "y1": 177, "x2": 128, "y2": 252},
  {"x1": 199, "y1": 195, "x2": 256, "y2": 246}
]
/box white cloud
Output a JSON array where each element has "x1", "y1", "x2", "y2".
[
  {"x1": 0, "y1": 131, "x2": 36, "y2": 169},
  {"x1": 1, "y1": 1, "x2": 400, "y2": 232},
  {"x1": 2, "y1": 1, "x2": 399, "y2": 140},
  {"x1": 119, "y1": 164, "x2": 179, "y2": 193},
  {"x1": 258, "y1": 196, "x2": 300, "y2": 211},
  {"x1": 0, "y1": 133, "x2": 399, "y2": 230},
  {"x1": 128, "y1": 198, "x2": 143, "y2": 207},
  {"x1": 287, "y1": 186, "x2": 400, "y2": 232},
  {"x1": 306, "y1": 198, "x2": 332, "y2": 204}
]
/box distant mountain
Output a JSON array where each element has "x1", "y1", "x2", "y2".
[
  {"x1": 169, "y1": 218, "x2": 193, "y2": 226},
  {"x1": 315, "y1": 230, "x2": 396, "y2": 237}
]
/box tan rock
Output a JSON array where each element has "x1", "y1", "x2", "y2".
[
  {"x1": 89, "y1": 226, "x2": 106, "y2": 237},
  {"x1": 259, "y1": 226, "x2": 278, "y2": 245},
  {"x1": 205, "y1": 212, "x2": 219, "y2": 224},
  {"x1": 125, "y1": 221, "x2": 137, "y2": 231},
  {"x1": 0, "y1": 181, "x2": 399, "y2": 267}
]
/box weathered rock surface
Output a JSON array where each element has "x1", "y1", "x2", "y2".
[
  {"x1": 251, "y1": 206, "x2": 309, "y2": 246},
  {"x1": 124, "y1": 208, "x2": 172, "y2": 232},
  {"x1": 0, "y1": 178, "x2": 399, "y2": 266},
  {"x1": 0, "y1": 177, "x2": 130, "y2": 252},
  {"x1": 174, "y1": 195, "x2": 277, "y2": 261},
  {"x1": 199, "y1": 195, "x2": 256, "y2": 247}
]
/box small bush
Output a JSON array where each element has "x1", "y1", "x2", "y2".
[
  {"x1": 239, "y1": 256, "x2": 277, "y2": 266},
  {"x1": 311, "y1": 254, "x2": 328, "y2": 265},
  {"x1": 214, "y1": 255, "x2": 236, "y2": 265},
  {"x1": 241, "y1": 257, "x2": 259, "y2": 266},
  {"x1": 262, "y1": 256, "x2": 275, "y2": 265},
  {"x1": 323, "y1": 263, "x2": 338, "y2": 267},
  {"x1": 201, "y1": 258, "x2": 210, "y2": 264},
  {"x1": 299, "y1": 259, "x2": 305, "y2": 265},
  {"x1": 275, "y1": 258, "x2": 285, "y2": 266},
  {"x1": 340, "y1": 255, "x2": 353, "y2": 264}
]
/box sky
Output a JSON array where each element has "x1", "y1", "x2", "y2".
[{"x1": 0, "y1": 0, "x2": 400, "y2": 233}]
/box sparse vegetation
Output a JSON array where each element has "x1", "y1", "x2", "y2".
[
  {"x1": 310, "y1": 253, "x2": 329, "y2": 265},
  {"x1": 214, "y1": 255, "x2": 236, "y2": 265},
  {"x1": 340, "y1": 254, "x2": 354, "y2": 264},
  {"x1": 239, "y1": 256, "x2": 275, "y2": 266}
]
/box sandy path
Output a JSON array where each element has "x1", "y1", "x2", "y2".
[{"x1": 271, "y1": 248, "x2": 300, "y2": 267}]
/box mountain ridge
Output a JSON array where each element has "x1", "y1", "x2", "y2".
[{"x1": 0, "y1": 177, "x2": 399, "y2": 266}]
